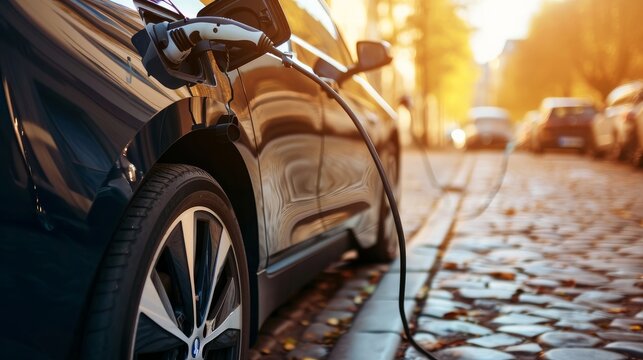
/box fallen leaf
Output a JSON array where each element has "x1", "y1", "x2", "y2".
[
  {"x1": 323, "y1": 329, "x2": 341, "y2": 340},
  {"x1": 490, "y1": 271, "x2": 515, "y2": 281},
  {"x1": 361, "y1": 284, "x2": 376, "y2": 295},
  {"x1": 443, "y1": 309, "x2": 468, "y2": 319},
  {"x1": 442, "y1": 262, "x2": 459, "y2": 270},
  {"x1": 326, "y1": 318, "x2": 340, "y2": 326},
  {"x1": 612, "y1": 209, "x2": 632, "y2": 219},
  {"x1": 560, "y1": 279, "x2": 576, "y2": 287},
  {"x1": 282, "y1": 338, "x2": 297, "y2": 351},
  {"x1": 415, "y1": 285, "x2": 429, "y2": 301}
]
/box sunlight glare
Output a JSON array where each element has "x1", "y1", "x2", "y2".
[{"x1": 463, "y1": 0, "x2": 543, "y2": 64}]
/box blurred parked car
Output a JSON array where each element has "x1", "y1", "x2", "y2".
[
  {"x1": 603, "y1": 81, "x2": 643, "y2": 161},
  {"x1": 464, "y1": 107, "x2": 513, "y2": 150},
  {"x1": 631, "y1": 91, "x2": 643, "y2": 167},
  {"x1": 532, "y1": 98, "x2": 599, "y2": 154},
  {"x1": 516, "y1": 110, "x2": 539, "y2": 150}
]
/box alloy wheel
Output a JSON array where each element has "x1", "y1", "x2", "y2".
[{"x1": 133, "y1": 206, "x2": 242, "y2": 360}]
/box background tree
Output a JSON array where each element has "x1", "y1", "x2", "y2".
[
  {"x1": 330, "y1": 0, "x2": 476, "y2": 145},
  {"x1": 408, "y1": 0, "x2": 475, "y2": 143},
  {"x1": 498, "y1": 0, "x2": 643, "y2": 119}
]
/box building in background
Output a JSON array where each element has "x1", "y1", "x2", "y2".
[{"x1": 474, "y1": 39, "x2": 520, "y2": 111}]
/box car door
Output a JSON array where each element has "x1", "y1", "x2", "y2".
[
  {"x1": 236, "y1": 41, "x2": 326, "y2": 263},
  {"x1": 281, "y1": 0, "x2": 391, "y2": 245},
  {"x1": 319, "y1": 72, "x2": 392, "y2": 244}
]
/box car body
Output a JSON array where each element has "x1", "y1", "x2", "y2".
[
  {"x1": 0, "y1": 0, "x2": 399, "y2": 358},
  {"x1": 463, "y1": 106, "x2": 513, "y2": 150},
  {"x1": 603, "y1": 81, "x2": 643, "y2": 160},
  {"x1": 515, "y1": 110, "x2": 539, "y2": 150},
  {"x1": 532, "y1": 97, "x2": 598, "y2": 153},
  {"x1": 631, "y1": 91, "x2": 643, "y2": 166}
]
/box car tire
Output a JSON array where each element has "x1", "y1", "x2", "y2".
[
  {"x1": 588, "y1": 138, "x2": 604, "y2": 159},
  {"x1": 633, "y1": 151, "x2": 643, "y2": 168},
  {"x1": 630, "y1": 126, "x2": 642, "y2": 168},
  {"x1": 82, "y1": 164, "x2": 250, "y2": 360},
  {"x1": 622, "y1": 125, "x2": 638, "y2": 163},
  {"x1": 532, "y1": 140, "x2": 543, "y2": 154},
  {"x1": 609, "y1": 131, "x2": 626, "y2": 161},
  {"x1": 359, "y1": 147, "x2": 400, "y2": 262}
]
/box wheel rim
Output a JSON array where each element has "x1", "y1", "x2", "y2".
[{"x1": 132, "y1": 206, "x2": 242, "y2": 360}]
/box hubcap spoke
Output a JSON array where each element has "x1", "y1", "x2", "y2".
[
  {"x1": 178, "y1": 210, "x2": 199, "y2": 327},
  {"x1": 139, "y1": 274, "x2": 189, "y2": 344},
  {"x1": 209, "y1": 275, "x2": 237, "y2": 329},
  {"x1": 214, "y1": 231, "x2": 232, "y2": 287},
  {"x1": 204, "y1": 229, "x2": 232, "y2": 318},
  {"x1": 195, "y1": 215, "x2": 223, "y2": 327},
  {"x1": 204, "y1": 305, "x2": 242, "y2": 345}
]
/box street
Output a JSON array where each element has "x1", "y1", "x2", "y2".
[{"x1": 252, "y1": 150, "x2": 643, "y2": 360}]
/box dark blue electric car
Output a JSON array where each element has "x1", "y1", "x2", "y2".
[{"x1": 0, "y1": 0, "x2": 399, "y2": 359}]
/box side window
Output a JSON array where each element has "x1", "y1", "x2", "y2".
[
  {"x1": 635, "y1": 90, "x2": 643, "y2": 104},
  {"x1": 282, "y1": 0, "x2": 352, "y2": 66}
]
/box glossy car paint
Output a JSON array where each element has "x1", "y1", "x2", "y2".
[
  {"x1": 236, "y1": 46, "x2": 327, "y2": 257},
  {"x1": 604, "y1": 82, "x2": 643, "y2": 156},
  {"x1": 0, "y1": 0, "x2": 398, "y2": 358}
]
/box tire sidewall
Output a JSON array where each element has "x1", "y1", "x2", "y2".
[{"x1": 84, "y1": 167, "x2": 250, "y2": 360}]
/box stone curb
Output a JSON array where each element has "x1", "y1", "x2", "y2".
[{"x1": 327, "y1": 155, "x2": 475, "y2": 360}]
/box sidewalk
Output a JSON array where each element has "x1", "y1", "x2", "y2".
[{"x1": 327, "y1": 152, "x2": 475, "y2": 359}]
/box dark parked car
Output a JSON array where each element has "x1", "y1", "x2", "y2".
[
  {"x1": 532, "y1": 97, "x2": 598, "y2": 153},
  {"x1": 464, "y1": 106, "x2": 513, "y2": 150},
  {"x1": 0, "y1": 1, "x2": 399, "y2": 359}
]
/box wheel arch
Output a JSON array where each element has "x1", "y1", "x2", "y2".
[{"x1": 85, "y1": 97, "x2": 264, "y2": 345}]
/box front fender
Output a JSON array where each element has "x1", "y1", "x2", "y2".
[{"x1": 88, "y1": 94, "x2": 264, "y2": 268}]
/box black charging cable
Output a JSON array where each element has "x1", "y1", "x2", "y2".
[{"x1": 268, "y1": 47, "x2": 439, "y2": 360}]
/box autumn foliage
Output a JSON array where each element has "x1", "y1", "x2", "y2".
[{"x1": 497, "y1": 0, "x2": 643, "y2": 118}]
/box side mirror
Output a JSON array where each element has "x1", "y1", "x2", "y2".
[
  {"x1": 327, "y1": 40, "x2": 392, "y2": 85},
  {"x1": 198, "y1": 0, "x2": 291, "y2": 71},
  {"x1": 355, "y1": 41, "x2": 393, "y2": 73}
]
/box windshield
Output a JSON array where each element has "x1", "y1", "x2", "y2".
[
  {"x1": 111, "y1": 0, "x2": 204, "y2": 18},
  {"x1": 551, "y1": 106, "x2": 596, "y2": 118}
]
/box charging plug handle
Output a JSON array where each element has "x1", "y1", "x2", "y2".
[{"x1": 149, "y1": 17, "x2": 274, "y2": 65}]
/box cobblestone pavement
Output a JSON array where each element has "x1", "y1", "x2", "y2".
[
  {"x1": 252, "y1": 150, "x2": 643, "y2": 360},
  {"x1": 402, "y1": 151, "x2": 643, "y2": 360},
  {"x1": 249, "y1": 150, "x2": 463, "y2": 359}
]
